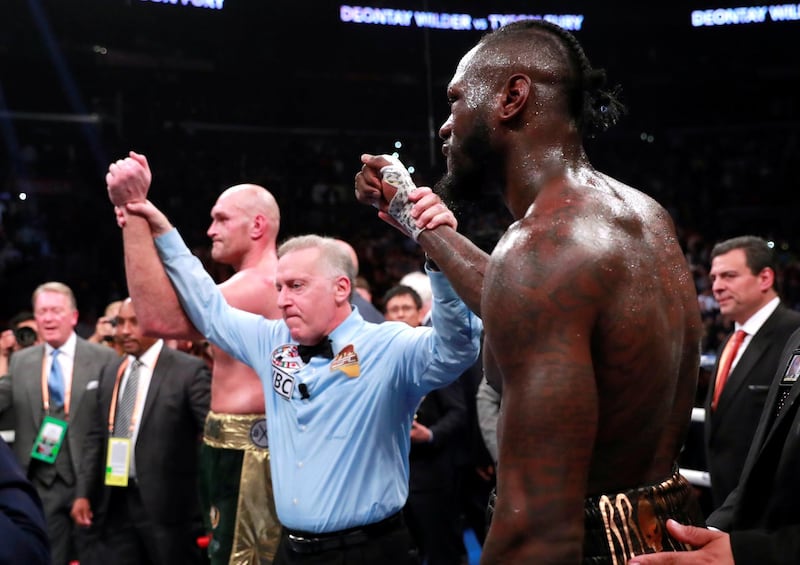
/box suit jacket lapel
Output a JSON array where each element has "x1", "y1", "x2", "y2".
[
  {"x1": 70, "y1": 339, "x2": 94, "y2": 417},
  {"x1": 140, "y1": 349, "x2": 170, "y2": 428},
  {"x1": 720, "y1": 335, "x2": 767, "y2": 399},
  {"x1": 747, "y1": 364, "x2": 783, "y2": 461},
  {"x1": 26, "y1": 345, "x2": 47, "y2": 430},
  {"x1": 716, "y1": 309, "x2": 785, "y2": 407},
  {"x1": 103, "y1": 358, "x2": 126, "y2": 431},
  {"x1": 743, "y1": 338, "x2": 800, "y2": 474},
  {"x1": 763, "y1": 357, "x2": 800, "y2": 445}
]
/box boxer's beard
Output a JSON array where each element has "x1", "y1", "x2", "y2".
[{"x1": 435, "y1": 118, "x2": 497, "y2": 206}]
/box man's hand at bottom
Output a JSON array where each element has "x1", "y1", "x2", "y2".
[
  {"x1": 70, "y1": 497, "x2": 93, "y2": 527},
  {"x1": 629, "y1": 520, "x2": 733, "y2": 565}
]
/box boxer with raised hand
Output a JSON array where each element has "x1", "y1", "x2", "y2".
[
  {"x1": 355, "y1": 18, "x2": 704, "y2": 564},
  {"x1": 106, "y1": 151, "x2": 282, "y2": 565}
]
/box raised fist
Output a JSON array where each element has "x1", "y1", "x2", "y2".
[{"x1": 106, "y1": 151, "x2": 152, "y2": 206}]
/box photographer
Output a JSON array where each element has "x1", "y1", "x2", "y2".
[
  {"x1": 1, "y1": 311, "x2": 40, "y2": 376},
  {"x1": 87, "y1": 300, "x2": 123, "y2": 355}
]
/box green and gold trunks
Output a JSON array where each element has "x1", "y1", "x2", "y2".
[{"x1": 201, "y1": 411, "x2": 281, "y2": 565}]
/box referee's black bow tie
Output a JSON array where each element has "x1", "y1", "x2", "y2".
[{"x1": 297, "y1": 338, "x2": 334, "y2": 363}]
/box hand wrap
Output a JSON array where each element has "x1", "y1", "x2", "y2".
[{"x1": 380, "y1": 155, "x2": 424, "y2": 240}]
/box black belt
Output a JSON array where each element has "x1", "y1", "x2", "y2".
[{"x1": 284, "y1": 512, "x2": 403, "y2": 554}]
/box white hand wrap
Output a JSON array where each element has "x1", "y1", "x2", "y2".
[{"x1": 379, "y1": 155, "x2": 424, "y2": 240}]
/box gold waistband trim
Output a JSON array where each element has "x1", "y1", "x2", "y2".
[
  {"x1": 203, "y1": 411, "x2": 269, "y2": 451},
  {"x1": 586, "y1": 470, "x2": 697, "y2": 564}
]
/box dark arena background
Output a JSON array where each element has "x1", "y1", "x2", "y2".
[{"x1": 1, "y1": 0, "x2": 798, "y2": 326}]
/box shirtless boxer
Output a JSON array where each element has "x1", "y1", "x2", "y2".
[
  {"x1": 355, "y1": 19, "x2": 704, "y2": 564},
  {"x1": 107, "y1": 152, "x2": 281, "y2": 565}
]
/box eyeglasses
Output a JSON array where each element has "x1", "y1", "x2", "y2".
[{"x1": 386, "y1": 305, "x2": 419, "y2": 314}]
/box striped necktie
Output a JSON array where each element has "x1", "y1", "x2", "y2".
[{"x1": 114, "y1": 359, "x2": 143, "y2": 438}]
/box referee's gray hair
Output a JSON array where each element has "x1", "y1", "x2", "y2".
[{"x1": 278, "y1": 235, "x2": 356, "y2": 286}]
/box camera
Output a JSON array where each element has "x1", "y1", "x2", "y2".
[
  {"x1": 101, "y1": 317, "x2": 118, "y2": 343},
  {"x1": 13, "y1": 326, "x2": 38, "y2": 348}
]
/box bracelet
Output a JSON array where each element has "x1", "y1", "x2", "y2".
[{"x1": 424, "y1": 254, "x2": 440, "y2": 272}]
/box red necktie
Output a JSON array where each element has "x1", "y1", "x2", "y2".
[{"x1": 712, "y1": 329, "x2": 747, "y2": 411}]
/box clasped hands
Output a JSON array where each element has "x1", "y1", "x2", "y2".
[
  {"x1": 106, "y1": 151, "x2": 456, "y2": 237},
  {"x1": 106, "y1": 151, "x2": 151, "y2": 207},
  {"x1": 106, "y1": 151, "x2": 171, "y2": 235},
  {"x1": 354, "y1": 153, "x2": 457, "y2": 236}
]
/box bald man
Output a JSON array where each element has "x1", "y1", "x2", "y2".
[
  {"x1": 334, "y1": 239, "x2": 384, "y2": 323},
  {"x1": 107, "y1": 152, "x2": 281, "y2": 565}
]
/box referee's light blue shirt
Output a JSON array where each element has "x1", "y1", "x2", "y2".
[{"x1": 155, "y1": 229, "x2": 482, "y2": 533}]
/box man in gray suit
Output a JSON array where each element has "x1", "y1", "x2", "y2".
[
  {"x1": 0, "y1": 281, "x2": 119, "y2": 565},
  {"x1": 705, "y1": 235, "x2": 800, "y2": 512}
]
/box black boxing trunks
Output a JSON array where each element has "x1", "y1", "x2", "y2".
[
  {"x1": 484, "y1": 468, "x2": 703, "y2": 563},
  {"x1": 582, "y1": 468, "x2": 704, "y2": 564}
]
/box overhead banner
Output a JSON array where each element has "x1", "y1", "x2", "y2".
[
  {"x1": 691, "y1": 4, "x2": 800, "y2": 26},
  {"x1": 139, "y1": 0, "x2": 225, "y2": 9},
  {"x1": 339, "y1": 5, "x2": 586, "y2": 31}
]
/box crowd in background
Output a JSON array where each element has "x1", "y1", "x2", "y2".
[
  {"x1": 2, "y1": 120, "x2": 799, "y2": 360},
  {"x1": 2, "y1": 2, "x2": 798, "y2": 338}
]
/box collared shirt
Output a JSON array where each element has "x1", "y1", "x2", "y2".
[
  {"x1": 119, "y1": 339, "x2": 164, "y2": 478},
  {"x1": 155, "y1": 228, "x2": 482, "y2": 533},
  {"x1": 730, "y1": 296, "x2": 780, "y2": 372}
]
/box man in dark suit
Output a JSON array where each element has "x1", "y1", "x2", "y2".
[
  {"x1": 631, "y1": 325, "x2": 800, "y2": 565},
  {"x1": 335, "y1": 239, "x2": 385, "y2": 323},
  {"x1": 704, "y1": 235, "x2": 800, "y2": 512},
  {"x1": 71, "y1": 297, "x2": 211, "y2": 565},
  {"x1": 0, "y1": 281, "x2": 119, "y2": 565},
  {"x1": 0, "y1": 435, "x2": 50, "y2": 565}
]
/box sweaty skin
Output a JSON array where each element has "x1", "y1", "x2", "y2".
[
  {"x1": 354, "y1": 23, "x2": 702, "y2": 563},
  {"x1": 107, "y1": 152, "x2": 280, "y2": 414}
]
